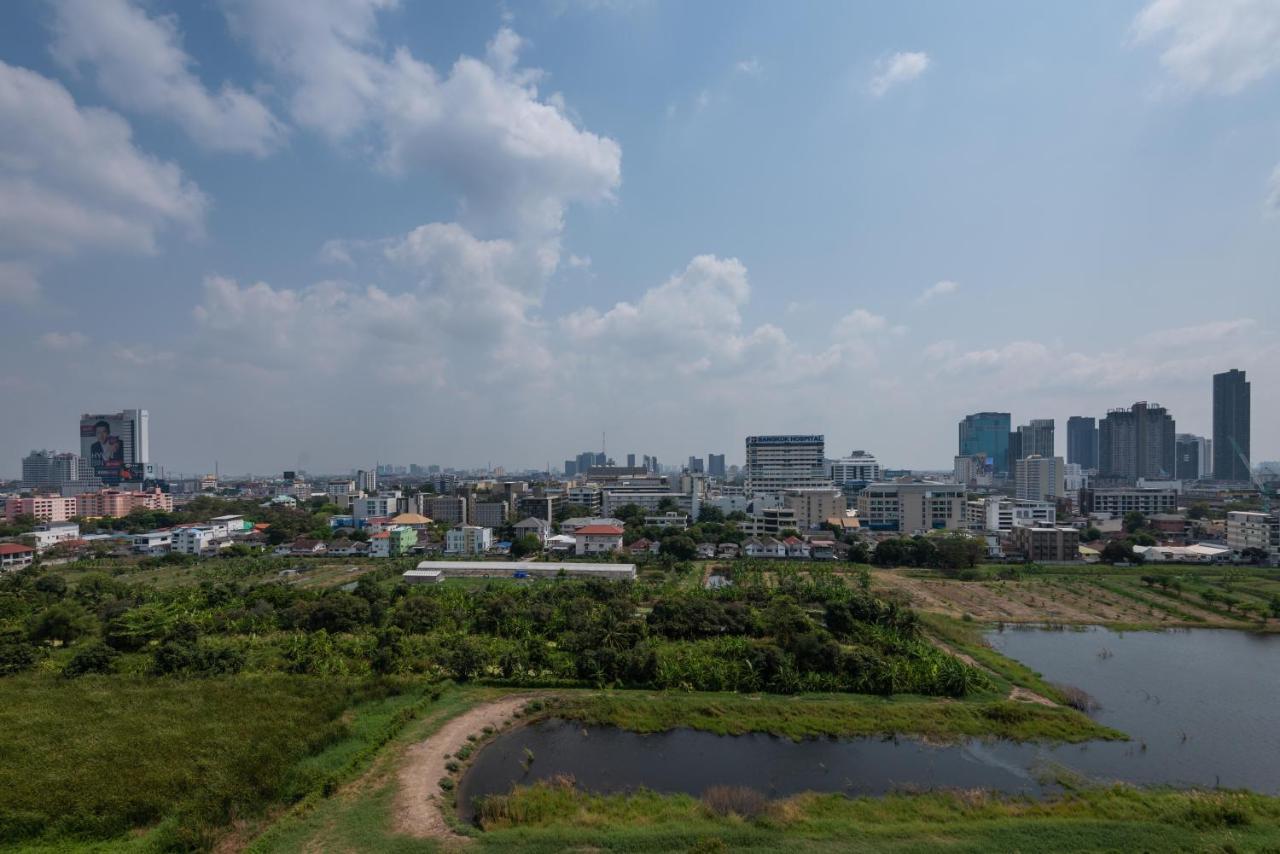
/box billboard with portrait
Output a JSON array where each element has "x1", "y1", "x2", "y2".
[{"x1": 80, "y1": 415, "x2": 141, "y2": 486}]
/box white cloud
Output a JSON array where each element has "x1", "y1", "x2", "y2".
[
  {"x1": 0, "y1": 262, "x2": 40, "y2": 304},
  {"x1": 1133, "y1": 0, "x2": 1280, "y2": 95},
  {"x1": 914, "y1": 279, "x2": 959, "y2": 306},
  {"x1": 869, "y1": 51, "x2": 930, "y2": 97},
  {"x1": 224, "y1": 2, "x2": 620, "y2": 236},
  {"x1": 735, "y1": 58, "x2": 762, "y2": 76},
  {"x1": 924, "y1": 318, "x2": 1266, "y2": 394},
  {"x1": 49, "y1": 0, "x2": 285, "y2": 156},
  {"x1": 38, "y1": 330, "x2": 88, "y2": 351},
  {"x1": 833, "y1": 308, "x2": 888, "y2": 336},
  {"x1": 0, "y1": 60, "x2": 206, "y2": 256}
]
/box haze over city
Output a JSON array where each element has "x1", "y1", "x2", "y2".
[{"x1": 1, "y1": 0, "x2": 1277, "y2": 474}]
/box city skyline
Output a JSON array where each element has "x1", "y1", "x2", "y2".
[{"x1": 1, "y1": 1, "x2": 1277, "y2": 474}]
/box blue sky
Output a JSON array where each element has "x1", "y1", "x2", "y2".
[{"x1": 1, "y1": 0, "x2": 1277, "y2": 475}]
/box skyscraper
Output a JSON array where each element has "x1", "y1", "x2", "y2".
[
  {"x1": 1015, "y1": 455, "x2": 1065, "y2": 502},
  {"x1": 1098, "y1": 402, "x2": 1176, "y2": 481},
  {"x1": 626, "y1": 453, "x2": 636, "y2": 468},
  {"x1": 1066, "y1": 416, "x2": 1099, "y2": 470},
  {"x1": 687, "y1": 456, "x2": 705, "y2": 473},
  {"x1": 958, "y1": 412, "x2": 1011, "y2": 475},
  {"x1": 1213, "y1": 369, "x2": 1251, "y2": 482},
  {"x1": 707, "y1": 453, "x2": 726, "y2": 478},
  {"x1": 1009, "y1": 419, "x2": 1054, "y2": 472},
  {"x1": 79, "y1": 409, "x2": 151, "y2": 487},
  {"x1": 1175, "y1": 434, "x2": 1204, "y2": 481}
]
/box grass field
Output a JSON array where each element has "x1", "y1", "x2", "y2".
[
  {"x1": 470, "y1": 783, "x2": 1280, "y2": 853},
  {"x1": 0, "y1": 675, "x2": 440, "y2": 851},
  {"x1": 874, "y1": 568, "x2": 1280, "y2": 630}
]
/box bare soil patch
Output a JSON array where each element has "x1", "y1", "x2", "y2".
[{"x1": 393, "y1": 694, "x2": 534, "y2": 842}]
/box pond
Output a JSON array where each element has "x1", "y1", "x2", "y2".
[{"x1": 457, "y1": 626, "x2": 1280, "y2": 821}]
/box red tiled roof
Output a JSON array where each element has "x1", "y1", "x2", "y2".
[
  {"x1": 0, "y1": 543, "x2": 34, "y2": 555},
  {"x1": 575, "y1": 525, "x2": 624, "y2": 535}
]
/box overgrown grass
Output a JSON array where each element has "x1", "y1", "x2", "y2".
[
  {"x1": 545, "y1": 689, "x2": 1124, "y2": 744},
  {"x1": 474, "y1": 781, "x2": 1280, "y2": 852},
  {"x1": 0, "y1": 674, "x2": 435, "y2": 850}
]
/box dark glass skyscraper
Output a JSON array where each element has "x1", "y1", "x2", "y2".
[
  {"x1": 1213, "y1": 369, "x2": 1251, "y2": 481},
  {"x1": 1067, "y1": 416, "x2": 1099, "y2": 470},
  {"x1": 958, "y1": 412, "x2": 1011, "y2": 475}
]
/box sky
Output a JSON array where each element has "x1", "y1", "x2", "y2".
[{"x1": 1, "y1": 0, "x2": 1277, "y2": 476}]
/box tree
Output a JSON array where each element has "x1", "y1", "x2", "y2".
[
  {"x1": 510, "y1": 534, "x2": 542, "y2": 559},
  {"x1": 0, "y1": 629, "x2": 38, "y2": 675},
  {"x1": 1123, "y1": 511, "x2": 1147, "y2": 534},
  {"x1": 660, "y1": 535, "x2": 698, "y2": 561},
  {"x1": 933, "y1": 533, "x2": 984, "y2": 574},
  {"x1": 28, "y1": 603, "x2": 96, "y2": 645},
  {"x1": 697, "y1": 505, "x2": 725, "y2": 524},
  {"x1": 847, "y1": 541, "x2": 870, "y2": 564},
  {"x1": 1100, "y1": 540, "x2": 1139, "y2": 565},
  {"x1": 1081, "y1": 526, "x2": 1102, "y2": 542},
  {"x1": 33, "y1": 574, "x2": 67, "y2": 598}
]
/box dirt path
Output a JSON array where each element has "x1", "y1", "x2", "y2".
[{"x1": 393, "y1": 694, "x2": 535, "y2": 842}]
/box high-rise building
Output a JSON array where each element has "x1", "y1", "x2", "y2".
[
  {"x1": 1007, "y1": 419, "x2": 1053, "y2": 473},
  {"x1": 1175, "y1": 434, "x2": 1211, "y2": 481},
  {"x1": 745, "y1": 435, "x2": 828, "y2": 496},
  {"x1": 564, "y1": 460, "x2": 578, "y2": 477},
  {"x1": 1066, "y1": 416, "x2": 1099, "y2": 470},
  {"x1": 355, "y1": 469, "x2": 378, "y2": 493},
  {"x1": 79, "y1": 409, "x2": 151, "y2": 486},
  {"x1": 687, "y1": 456, "x2": 705, "y2": 473},
  {"x1": 626, "y1": 453, "x2": 636, "y2": 468},
  {"x1": 958, "y1": 412, "x2": 1011, "y2": 475},
  {"x1": 22, "y1": 450, "x2": 83, "y2": 486},
  {"x1": 1213, "y1": 369, "x2": 1251, "y2": 482},
  {"x1": 707, "y1": 453, "x2": 726, "y2": 478},
  {"x1": 1019, "y1": 419, "x2": 1055, "y2": 458},
  {"x1": 1015, "y1": 455, "x2": 1066, "y2": 502},
  {"x1": 1098, "y1": 402, "x2": 1176, "y2": 481}
]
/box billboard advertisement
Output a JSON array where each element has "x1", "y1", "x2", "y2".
[{"x1": 80, "y1": 415, "x2": 142, "y2": 486}]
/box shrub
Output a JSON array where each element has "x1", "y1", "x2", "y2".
[
  {"x1": 701, "y1": 785, "x2": 771, "y2": 819},
  {"x1": 1053, "y1": 683, "x2": 1100, "y2": 713},
  {"x1": 63, "y1": 641, "x2": 118, "y2": 678},
  {"x1": 438, "y1": 777, "x2": 455, "y2": 791}
]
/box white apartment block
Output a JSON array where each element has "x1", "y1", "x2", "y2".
[
  {"x1": 967, "y1": 497, "x2": 1056, "y2": 533},
  {"x1": 830, "y1": 450, "x2": 881, "y2": 484},
  {"x1": 1016, "y1": 455, "x2": 1065, "y2": 502},
  {"x1": 352, "y1": 494, "x2": 402, "y2": 519},
  {"x1": 745, "y1": 435, "x2": 830, "y2": 496},
  {"x1": 1083, "y1": 488, "x2": 1178, "y2": 518},
  {"x1": 1226, "y1": 511, "x2": 1279, "y2": 559},
  {"x1": 445, "y1": 525, "x2": 493, "y2": 555}
]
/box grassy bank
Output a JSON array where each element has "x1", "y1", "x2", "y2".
[
  {"x1": 0, "y1": 674, "x2": 439, "y2": 851},
  {"x1": 474, "y1": 781, "x2": 1280, "y2": 852},
  {"x1": 544, "y1": 689, "x2": 1123, "y2": 744}
]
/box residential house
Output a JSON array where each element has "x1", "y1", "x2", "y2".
[
  {"x1": 573, "y1": 524, "x2": 624, "y2": 556},
  {"x1": 0, "y1": 543, "x2": 35, "y2": 569},
  {"x1": 513, "y1": 516, "x2": 551, "y2": 544}
]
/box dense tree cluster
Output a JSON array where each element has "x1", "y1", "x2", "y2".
[{"x1": 0, "y1": 560, "x2": 983, "y2": 697}]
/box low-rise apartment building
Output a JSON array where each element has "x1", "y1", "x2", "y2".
[
  {"x1": 0, "y1": 543, "x2": 35, "y2": 570},
  {"x1": 445, "y1": 525, "x2": 492, "y2": 555},
  {"x1": 1008, "y1": 525, "x2": 1080, "y2": 562},
  {"x1": 1226, "y1": 511, "x2": 1279, "y2": 561},
  {"x1": 1079, "y1": 487, "x2": 1178, "y2": 518},
  {"x1": 856, "y1": 482, "x2": 966, "y2": 533}
]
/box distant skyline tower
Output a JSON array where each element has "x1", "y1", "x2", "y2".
[
  {"x1": 1213, "y1": 369, "x2": 1251, "y2": 482},
  {"x1": 1098, "y1": 402, "x2": 1175, "y2": 481},
  {"x1": 1066, "y1": 416, "x2": 1099, "y2": 470},
  {"x1": 626, "y1": 453, "x2": 636, "y2": 468},
  {"x1": 958, "y1": 412, "x2": 1011, "y2": 475},
  {"x1": 707, "y1": 453, "x2": 726, "y2": 478}
]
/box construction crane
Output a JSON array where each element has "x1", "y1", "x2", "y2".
[{"x1": 1232, "y1": 438, "x2": 1274, "y2": 514}]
